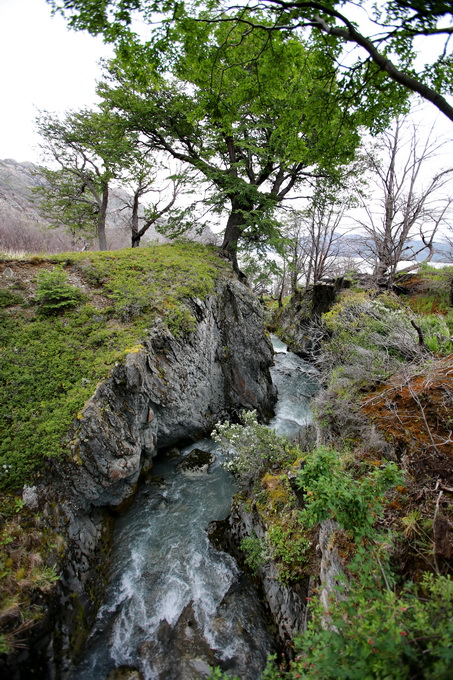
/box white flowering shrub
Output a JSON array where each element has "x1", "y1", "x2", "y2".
[{"x1": 213, "y1": 410, "x2": 299, "y2": 485}]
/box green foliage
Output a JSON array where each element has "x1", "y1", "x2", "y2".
[
  {"x1": 207, "y1": 667, "x2": 240, "y2": 680},
  {"x1": 403, "y1": 265, "x2": 453, "y2": 317},
  {"x1": 419, "y1": 314, "x2": 453, "y2": 354},
  {"x1": 419, "y1": 263, "x2": 453, "y2": 283},
  {"x1": 265, "y1": 572, "x2": 453, "y2": 680},
  {"x1": 213, "y1": 411, "x2": 299, "y2": 485},
  {"x1": 35, "y1": 267, "x2": 86, "y2": 314},
  {"x1": 35, "y1": 107, "x2": 139, "y2": 249},
  {"x1": 240, "y1": 533, "x2": 268, "y2": 574},
  {"x1": 216, "y1": 415, "x2": 313, "y2": 582},
  {"x1": 0, "y1": 243, "x2": 227, "y2": 490},
  {"x1": 74, "y1": 242, "x2": 220, "y2": 326},
  {"x1": 33, "y1": 166, "x2": 99, "y2": 240},
  {"x1": 267, "y1": 525, "x2": 311, "y2": 584},
  {"x1": 0, "y1": 634, "x2": 9, "y2": 654},
  {"x1": 297, "y1": 447, "x2": 402, "y2": 538},
  {"x1": 0, "y1": 289, "x2": 23, "y2": 308},
  {"x1": 96, "y1": 14, "x2": 367, "y2": 264}
]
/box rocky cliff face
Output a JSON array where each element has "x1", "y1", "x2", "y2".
[
  {"x1": 226, "y1": 500, "x2": 310, "y2": 649},
  {"x1": 272, "y1": 282, "x2": 344, "y2": 358},
  {"x1": 62, "y1": 278, "x2": 275, "y2": 513},
  {"x1": 21, "y1": 277, "x2": 276, "y2": 677}
]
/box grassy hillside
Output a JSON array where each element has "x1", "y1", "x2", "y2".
[
  {"x1": 0, "y1": 242, "x2": 230, "y2": 492},
  {"x1": 0, "y1": 242, "x2": 232, "y2": 655}
]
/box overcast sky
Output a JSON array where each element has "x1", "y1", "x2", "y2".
[{"x1": 0, "y1": 0, "x2": 112, "y2": 163}]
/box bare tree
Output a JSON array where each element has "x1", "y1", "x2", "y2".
[
  {"x1": 282, "y1": 192, "x2": 348, "y2": 292},
  {"x1": 355, "y1": 115, "x2": 453, "y2": 286},
  {"x1": 119, "y1": 162, "x2": 191, "y2": 248},
  {"x1": 438, "y1": 229, "x2": 453, "y2": 263}
]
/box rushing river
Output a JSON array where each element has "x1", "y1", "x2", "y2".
[{"x1": 72, "y1": 336, "x2": 318, "y2": 680}]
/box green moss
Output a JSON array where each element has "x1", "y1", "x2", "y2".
[
  {"x1": 255, "y1": 471, "x2": 312, "y2": 583},
  {"x1": 0, "y1": 242, "x2": 229, "y2": 490},
  {"x1": 68, "y1": 593, "x2": 89, "y2": 659}
]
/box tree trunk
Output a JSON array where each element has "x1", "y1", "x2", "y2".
[
  {"x1": 373, "y1": 259, "x2": 390, "y2": 287},
  {"x1": 97, "y1": 185, "x2": 109, "y2": 251},
  {"x1": 131, "y1": 191, "x2": 140, "y2": 248},
  {"x1": 221, "y1": 204, "x2": 247, "y2": 273}
]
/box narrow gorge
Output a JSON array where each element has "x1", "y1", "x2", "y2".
[
  {"x1": 68, "y1": 335, "x2": 319, "y2": 680},
  {"x1": 1, "y1": 246, "x2": 452, "y2": 680}
]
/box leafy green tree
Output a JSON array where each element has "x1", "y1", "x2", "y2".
[
  {"x1": 34, "y1": 166, "x2": 100, "y2": 248},
  {"x1": 96, "y1": 19, "x2": 365, "y2": 269},
  {"x1": 48, "y1": 0, "x2": 453, "y2": 122},
  {"x1": 35, "y1": 108, "x2": 133, "y2": 250},
  {"x1": 236, "y1": 0, "x2": 453, "y2": 122}
]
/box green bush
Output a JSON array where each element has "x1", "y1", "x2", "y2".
[
  {"x1": 0, "y1": 289, "x2": 23, "y2": 308},
  {"x1": 264, "y1": 572, "x2": 453, "y2": 680},
  {"x1": 297, "y1": 447, "x2": 402, "y2": 539},
  {"x1": 240, "y1": 533, "x2": 269, "y2": 573},
  {"x1": 419, "y1": 314, "x2": 452, "y2": 355},
  {"x1": 267, "y1": 525, "x2": 311, "y2": 583},
  {"x1": 35, "y1": 267, "x2": 86, "y2": 315}
]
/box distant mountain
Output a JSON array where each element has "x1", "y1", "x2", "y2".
[
  {"x1": 0, "y1": 159, "x2": 217, "y2": 254},
  {"x1": 337, "y1": 232, "x2": 451, "y2": 263}
]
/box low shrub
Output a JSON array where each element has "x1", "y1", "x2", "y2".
[
  {"x1": 35, "y1": 267, "x2": 86, "y2": 315},
  {"x1": 0, "y1": 289, "x2": 24, "y2": 308},
  {"x1": 297, "y1": 447, "x2": 403, "y2": 539},
  {"x1": 240, "y1": 534, "x2": 269, "y2": 574},
  {"x1": 213, "y1": 411, "x2": 300, "y2": 486},
  {"x1": 418, "y1": 314, "x2": 452, "y2": 354},
  {"x1": 263, "y1": 571, "x2": 453, "y2": 680}
]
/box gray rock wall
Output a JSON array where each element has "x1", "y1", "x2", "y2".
[
  {"x1": 63, "y1": 278, "x2": 276, "y2": 512},
  {"x1": 227, "y1": 500, "x2": 310, "y2": 650},
  {"x1": 274, "y1": 283, "x2": 342, "y2": 359}
]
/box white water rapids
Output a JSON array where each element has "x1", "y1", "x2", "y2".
[{"x1": 72, "y1": 336, "x2": 318, "y2": 680}]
